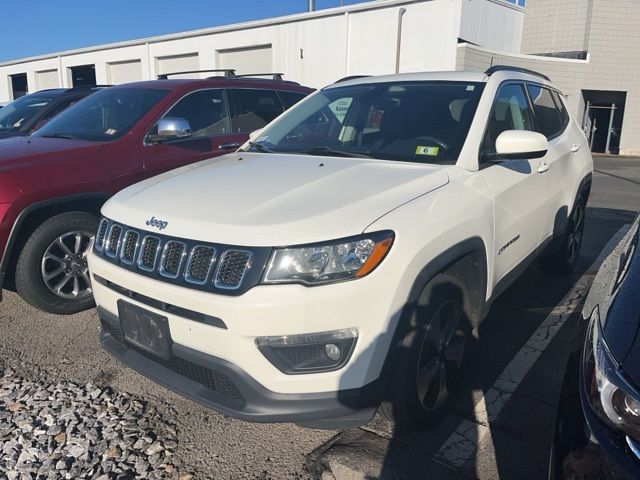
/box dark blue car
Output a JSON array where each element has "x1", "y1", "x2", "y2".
[{"x1": 550, "y1": 215, "x2": 640, "y2": 479}]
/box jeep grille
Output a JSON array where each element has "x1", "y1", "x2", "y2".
[{"x1": 93, "y1": 218, "x2": 269, "y2": 296}]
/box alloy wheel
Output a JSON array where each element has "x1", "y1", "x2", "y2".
[
  {"x1": 416, "y1": 299, "x2": 466, "y2": 411},
  {"x1": 41, "y1": 231, "x2": 94, "y2": 300},
  {"x1": 567, "y1": 203, "x2": 585, "y2": 264}
]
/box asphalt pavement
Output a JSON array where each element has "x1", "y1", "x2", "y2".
[{"x1": 0, "y1": 155, "x2": 638, "y2": 480}]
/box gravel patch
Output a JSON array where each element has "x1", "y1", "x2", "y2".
[{"x1": 0, "y1": 367, "x2": 191, "y2": 479}]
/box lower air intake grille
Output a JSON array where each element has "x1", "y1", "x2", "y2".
[
  {"x1": 104, "y1": 322, "x2": 244, "y2": 402},
  {"x1": 215, "y1": 250, "x2": 252, "y2": 289}
]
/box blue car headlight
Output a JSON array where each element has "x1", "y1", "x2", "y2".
[{"x1": 583, "y1": 307, "x2": 640, "y2": 443}]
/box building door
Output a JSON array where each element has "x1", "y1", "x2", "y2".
[
  {"x1": 10, "y1": 73, "x2": 28, "y2": 99},
  {"x1": 582, "y1": 90, "x2": 626, "y2": 155},
  {"x1": 218, "y1": 45, "x2": 273, "y2": 75},
  {"x1": 69, "y1": 64, "x2": 97, "y2": 87}
]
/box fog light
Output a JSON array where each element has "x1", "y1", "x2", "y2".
[
  {"x1": 325, "y1": 344, "x2": 341, "y2": 361},
  {"x1": 256, "y1": 328, "x2": 358, "y2": 374}
]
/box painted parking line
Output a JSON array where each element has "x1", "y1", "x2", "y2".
[{"x1": 435, "y1": 224, "x2": 631, "y2": 477}]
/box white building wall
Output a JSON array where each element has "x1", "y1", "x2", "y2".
[
  {"x1": 0, "y1": 0, "x2": 524, "y2": 102},
  {"x1": 459, "y1": 0, "x2": 524, "y2": 53}
]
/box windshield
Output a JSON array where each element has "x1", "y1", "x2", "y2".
[
  {"x1": 0, "y1": 92, "x2": 60, "y2": 133},
  {"x1": 35, "y1": 87, "x2": 169, "y2": 142},
  {"x1": 246, "y1": 81, "x2": 484, "y2": 164}
]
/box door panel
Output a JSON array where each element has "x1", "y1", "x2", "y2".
[
  {"x1": 480, "y1": 83, "x2": 549, "y2": 286},
  {"x1": 527, "y1": 86, "x2": 576, "y2": 242}
]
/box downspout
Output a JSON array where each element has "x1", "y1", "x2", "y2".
[
  {"x1": 344, "y1": 11, "x2": 351, "y2": 77},
  {"x1": 395, "y1": 7, "x2": 407, "y2": 74}
]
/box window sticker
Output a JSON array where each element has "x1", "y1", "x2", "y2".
[
  {"x1": 105, "y1": 128, "x2": 118, "y2": 135},
  {"x1": 415, "y1": 146, "x2": 440, "y2": 156},
  {"x1": 466, "y1": 85, "x2": 475, "y2": 92}
]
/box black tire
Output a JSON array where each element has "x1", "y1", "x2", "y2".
[
  {"x1": 539, "y1": 193, "x2": 587, "y2": 275},
  {"x1": 15, "y1": 212, "x2": 98, "y2": 315},
  {"x1": 380, "y1": 274, "x2": 470, "y2": 429}
]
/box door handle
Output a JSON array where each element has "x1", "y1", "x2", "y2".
[
  {"x1": 571, "y1": 144, "x2": 581, "y2": 153},
  {"x1": 219, "y1": 142, "x2": 240, "y2": 150}
]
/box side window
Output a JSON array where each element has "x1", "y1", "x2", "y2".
[
  {"x1": 482, "y1": 83, "x2": 535, "y2": 154},
  {"x1": 277, "y1": 91, "x2": 306, "y2": 110},
  {"x1": 157, "y1": 89, "x2": 231, "y2": 138},
  {"x1": 231, "y1": 89, "x2": 284, "y2": 132},
  {"x1": 279, "y1": 96, "x2": 353, "y2": 146},
  {"x1": 526, "y1": 85, "x2": 564, "y2": 139},
  {"x1": 551, "y1": 90, "x2": 570, "y2": 130}
]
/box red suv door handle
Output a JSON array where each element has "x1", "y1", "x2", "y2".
[{"x1": 219, "y1": 142, "x2": 240, "y2": 150}]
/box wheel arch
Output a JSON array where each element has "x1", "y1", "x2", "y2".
[
  {"x1": 377, "y1": 237, "x2": 489, "y2": 387},
  {"x1": 1, "y1": 193, "x2": 108, "y2": 285}
]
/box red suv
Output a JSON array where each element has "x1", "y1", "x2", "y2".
[{"x1": 0, "y1": 71, "x2": 313, "y2": 314}]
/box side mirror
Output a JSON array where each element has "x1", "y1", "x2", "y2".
[
  {"x1": 486, "y1": 130, "x2": 548, "y2": 161},
  {"x1": 149, "y1": 117, "x2": 192, "y2": 143}
]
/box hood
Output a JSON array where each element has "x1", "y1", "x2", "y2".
[
  {"x1": 585, "y1": 215, "x2": 640, "y2": 365},
  {"x1": 0, "y1": 136, "x2": 104, "y2": 171},
  {"x1": 103, "y1": 152, "x2": 449, "y2": 246}
]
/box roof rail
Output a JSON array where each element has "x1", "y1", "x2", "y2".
[
  {"x1": 233, "y1": 72, "x2": 285, "y2": 81},
  {"x1": 334, "y1": 75, "x2": 371, "y2": 83},
  {"x1": 484, "y1": 65, "x2": 551, "y2": 82},
  {"x1": 157, "y1": 69, "x2": 236, "y2": 80}
]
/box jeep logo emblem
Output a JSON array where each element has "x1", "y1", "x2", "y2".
[{"x1": 146, "y1": 216, "x2": 168, "y2": 231}]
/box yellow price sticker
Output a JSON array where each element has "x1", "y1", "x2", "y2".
[{"x1": 415, "y1": 146, "x2": 440, "y2": 156}]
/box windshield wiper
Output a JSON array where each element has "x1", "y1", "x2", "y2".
[
  {"x1": 247, "y1": 141, "x2": 274, "y2": 153},
  {"x1": 295, "y1": 146, "x2": 371, "y2": 158},
  {"x1": 41, "y1": 133, "x2": 77, "y2": 140}
]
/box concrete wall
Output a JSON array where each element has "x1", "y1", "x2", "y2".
[
  {"x1": 0, "y1": 0, "x2": 524, "y2": 102},
  {"x1": 460, "y1": 0, "x2": 524, "y2": 53},
  {"x1": 457, "y1": 39, "x2": 640, "y2": 155},
  {"x1": 521, "y1": 0, "x2": 592, "y2": 54}
]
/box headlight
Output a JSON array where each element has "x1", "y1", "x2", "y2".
[
  {"x1": 262, "y1": 231, "x2": 394, "y2": 285},
  {"x1": 584, "y1": 307, "x2": 640, "y2": 443}
]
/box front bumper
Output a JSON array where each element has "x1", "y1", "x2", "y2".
[
  {"x1": 88, "y1": 251, "x2": 403, "y2": 425},
  {"x1": 99, "y1": 307, "x2": 379, "y2": 427}
]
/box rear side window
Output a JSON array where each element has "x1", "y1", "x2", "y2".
[
  {"x1": 277, "y1": 91, "x2": 307, "y2": 109},
  {"x1": 482, "y1": 83, "x2": 535, "y2": 154},
  {"x1": 231, "y1": 89, "x2": 284, "y2": 132},
  {"x1": 527, "y1": 85, "x2": 564, "y2": 139},
  {"x1": 551, "y1": 90, "x2": 570, "y2": 130}
]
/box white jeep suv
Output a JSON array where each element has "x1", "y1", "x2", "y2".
[{"x1": 88, "y1": 66, "x2": 593, "y2": 429}]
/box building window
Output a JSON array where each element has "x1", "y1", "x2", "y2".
[
  {"x1": 9, "y1": 73, "x2": 28, "y2": 99},
  {"x1": 69, "y1": 64, "x2": 96, "y2": 87}
]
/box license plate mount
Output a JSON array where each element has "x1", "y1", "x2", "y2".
[{"x1": 118, "y1": 300, "x2": 172, "y2": 360}]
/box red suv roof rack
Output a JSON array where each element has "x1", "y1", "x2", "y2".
[{"x1": 157, "y1": 69, "x2": 236, "y2": 80}]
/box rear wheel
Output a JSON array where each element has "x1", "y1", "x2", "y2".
[
  {"x1": 381, "y1": 275, "x2": 470, "y2": 429},
  {"x1": 540, "y1": 193, "x2": 586, "y2": 275},
  {"x1": 15, "y1": 212, "x2": 98, "y2": 314}
]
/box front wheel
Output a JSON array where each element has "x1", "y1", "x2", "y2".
[
  {"x1": 381, "y1": 275, "x2": 470, "y2": 429},
  {"x1": 15, "y1": 212, "x2": 98, "y2": 315},
  {"x1": 540, "y1": 194, "x2": 586, "y2": 275}
]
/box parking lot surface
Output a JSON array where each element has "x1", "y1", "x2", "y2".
[{"x1": 0, "y1": 155, "x2": 638, "y2": 479}]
